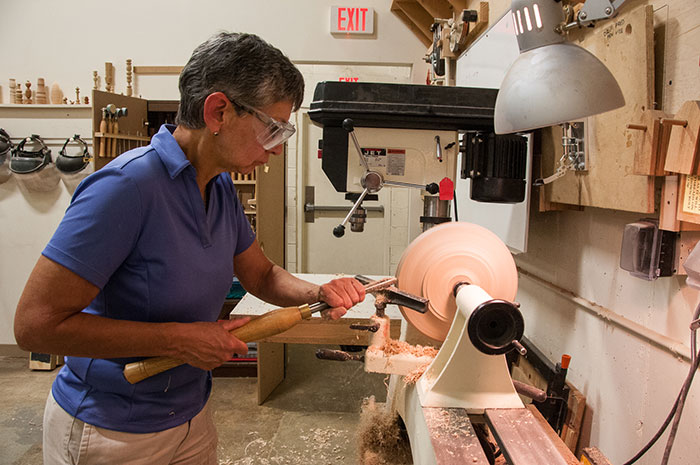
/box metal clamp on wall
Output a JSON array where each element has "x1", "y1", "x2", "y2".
[{"x1": 534, "y1": 122, "x2": 587, "y2": 186}]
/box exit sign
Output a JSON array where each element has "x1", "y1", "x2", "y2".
[{"x1": 331, "y1": 6, "x2": 374, "y2": 34}]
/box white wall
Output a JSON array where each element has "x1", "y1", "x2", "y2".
[
  {"x1": 0, "y1": 0, "x2": 428, "y2": 346},
  {"x1": 516, "y1": 207, "x2": 700, "y2": 464},
  {"x1": 1, "y1": 0, "x2": 427, "y2": 103},
  {"x1": 444, "y1": 0, "x2": 700, "y2": 462}
]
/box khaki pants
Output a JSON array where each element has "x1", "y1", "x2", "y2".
[{"x1": 43, "y1": 392, "x2": 218, "y2": 465}]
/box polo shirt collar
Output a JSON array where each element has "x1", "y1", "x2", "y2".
[{"x1": 151, "y1": 124, "x2": 192, "y2": 179}]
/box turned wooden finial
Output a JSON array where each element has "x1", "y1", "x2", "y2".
[
  {"x1": 104, "y1": 62, "x2": 114, "y2": 92},
  {"x1": 126, "y1": 59, "x2": 133, "y2": 97},
  {"x1": 24, "y1": 80, "x2": 33, "y2": 104}
]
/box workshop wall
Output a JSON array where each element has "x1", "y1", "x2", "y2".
[
  {"x1": 503, "y1": 1, "x2": 700, "y2": 463},
  {"x1": 0, "y1": 0, "x2": 428, "y2": 347}
]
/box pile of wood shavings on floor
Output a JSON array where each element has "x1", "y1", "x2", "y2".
[
  {"x1": 357, "y1": 396, "x2": 413, "y2": 465},
  {"x1": 220, "y1": 427, "x2": 351, "y2": 465}
]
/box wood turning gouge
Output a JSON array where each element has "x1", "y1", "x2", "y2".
[{"x1": 123, "y1": 276, "x2": 398, "y2": 384}]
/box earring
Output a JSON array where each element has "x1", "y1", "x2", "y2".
[{"x1": 213, "y1": 131, "x2": 219, "y2": 136}]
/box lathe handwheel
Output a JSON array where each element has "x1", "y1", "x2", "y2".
[{"x1": 395, "y1": 222, "x2": 518, "y2": 342}]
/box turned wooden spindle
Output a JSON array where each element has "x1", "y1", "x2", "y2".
[
  {"x1": 35, "y1": 78, "x2": 47, "y2": 104},
  {"x1": 104, "y1": 62, "x2": 114, "y2": 92},
  {"x1": 24, "y1": 81, "x2": 33, "y2": 104},
  {"x1": 9, "y1": 79, "x2": 16, "y2": 104},
  {"x1": 126, "y1": 59, "x2": 133, "y2": 97}
]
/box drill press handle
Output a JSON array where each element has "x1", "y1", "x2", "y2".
[
  {"x1": 333, "y1": 185, "x2": 370, "y2": 237},
  {"x1": 332, "y1": 119, "x2": 441, "y2": 237},
  {"x1": 343, "y1": 118, "x2": 370, "y2": 171}
]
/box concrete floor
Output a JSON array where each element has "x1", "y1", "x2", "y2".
[{"x1": 0, "y1": 344, "x2": 391, "y2": 465}]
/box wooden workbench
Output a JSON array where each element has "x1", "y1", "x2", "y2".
[{"x1": 230, "y1": 274, "x2": 404, "y2": 404}]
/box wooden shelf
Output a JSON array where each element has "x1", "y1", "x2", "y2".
[
  {"x1": 233, "y1": 180, "x2": 256, "y2": 185},
  {"x1": 94, "y1": 132, "x2": 150, "y2": 142},
  {"x1": 0, "y1": 104, "x2": 91, "y2": 109},
  {"x1": 134, "y1": 65, "x2": 183, "y2": 75}
]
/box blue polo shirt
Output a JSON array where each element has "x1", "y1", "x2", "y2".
[{"x1": 43, "y1": 124, "x2": 256, "y2": 433}]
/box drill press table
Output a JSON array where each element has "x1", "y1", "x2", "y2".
[{"x1": 229, "y1": 273, "x2": 403, "y2": 404}]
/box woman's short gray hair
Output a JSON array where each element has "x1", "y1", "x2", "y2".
[{"x1": 176, "y1": 32, "x2": 304, "y2": 128}]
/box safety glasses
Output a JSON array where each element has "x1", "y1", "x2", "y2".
[{"x1": 229, "y1": 98, "x2": 296, "y2": 150}]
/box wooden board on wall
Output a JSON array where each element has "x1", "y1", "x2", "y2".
[{"x1": 544, "y1": 5, "x2": 656, "y2": 213}]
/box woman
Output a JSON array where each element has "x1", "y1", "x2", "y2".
[{"x1": 14, "y1": 32, "x2": 365, "y2": 464}]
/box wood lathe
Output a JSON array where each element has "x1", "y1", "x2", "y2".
[{"x1": 363, "y1": 222, "x2": 579, "y2": 465}]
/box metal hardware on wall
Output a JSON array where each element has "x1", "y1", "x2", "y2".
[
  {"x1": 534, "y1": 121, "x2": 588, "y2": 186},
  {"x1": 562, "y1": 121, "x2": 587, "y2": 172}
]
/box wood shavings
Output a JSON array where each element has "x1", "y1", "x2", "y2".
[
  {"x1": 403, "y1": 363, "x2": 431, "y2": 385},
  {"x1": 368, "y1": 314, "x2": 437, "y2": 358},
  {"x1": 357, "y1": 396, "x2": 413, "y2": 465},
  {"x1": 365, "y1": 314, "x2": 438, "y2": 377},
  {"x1": 374, "y1": 294, "x2": 390, "y2": 306},
  {"x1": 226, "y1": 427, "x2": 351, "y2": 464},
  {"x1": 374, "y1": 338, "x2": 438, "y2": 358}
]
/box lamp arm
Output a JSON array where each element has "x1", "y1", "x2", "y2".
[{"x1": 578, "y1": 0, "x2": 628, "y2": 24}]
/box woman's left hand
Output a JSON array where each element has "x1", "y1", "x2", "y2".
[{"x1": 318, "y1": 277, "x2": 366, "y2": 320}]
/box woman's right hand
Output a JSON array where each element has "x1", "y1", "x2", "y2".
[{"x1": 168, "y1": 318, "x2": 250, "y2": 370}]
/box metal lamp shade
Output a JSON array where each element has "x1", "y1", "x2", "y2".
[{"x1": 494, "y1": 42, "x2": 625, "y2": 134}]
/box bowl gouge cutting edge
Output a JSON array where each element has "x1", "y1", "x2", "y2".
[{"x1": 123, "y1": 276, "x2": 397, "y2": 384}]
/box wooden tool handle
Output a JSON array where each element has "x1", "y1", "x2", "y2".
[
  {"x1": 229, "y1": 304, "x2": 311, "y2": 342},
  {"x1": 123, "y1": 305, "x2": 311, "y2": 384},
  {"x1": 122, "y1": 356, "x2": 183, "y2": 384},
  {"x1": 112, "y1": 121, "x2": 119, "y2": 157},
  {"x1": 98, "y1": 118, "x2": 106, "y2": 157}
]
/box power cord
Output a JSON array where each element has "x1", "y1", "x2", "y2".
[{"x1": 622, "y1": 301, "x2": 700, "y2": 465}]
